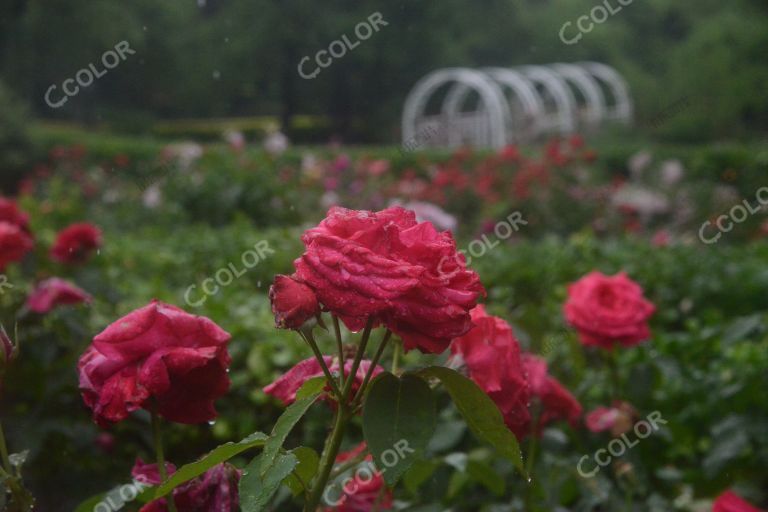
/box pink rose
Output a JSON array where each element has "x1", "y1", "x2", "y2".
[
  {"x1": 269, "y1": 275, "x2": 320, "y2": 329},
  {"x1": 26, "y1": 278, "x2": 92, "y2": 314},
  {"x1": 585, "y1": 401, "x2": 638, "y2": 436},
  {"x1": 134, "y1": 459, "x2": 241, "y2": 512},
  {"x1": 264, "y1": 356, "x2": 383, "y2": 407},
  {"x1": 324, "y1": 443, "x2": 393, "y2": 512},
  {"x1": 712, "y1": 490, "x2": 765, "y2": 512},
  {"x1": 564, "y1": 271, "x2": 655, "y2": 349},
  {"x1": 78, "y1": 300, "x2": 232, "y2": 426},
  {"x1": 450, "y1": 305, "x2": 530, "y2": 439},
  {"x1": 0, "y1": 221, "x2": 34, "y2": 272},
  {"x1": 522, "y1": 354, "x2": 582, "y2": 432},
  {"x1": 0, "y1": 197, "x2": 31, "y2": 233},
  {"x1": 294, "y1": 206, "x2": 484, "y2": 353},
  {"x1": 50, "y1": 223, "x2": 102, "y2": 264}
]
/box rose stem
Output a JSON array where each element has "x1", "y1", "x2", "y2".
[
  {"x1": 339, "y1": 317, "x2": 374, "y2": 403},
  {"x1": 352, "y1": 329, "x2": 392, "y2": 407},
  {"x1": 304, "y1": 404, "x2": 348, "y2": 512},
  {"x1": 523, "y1": 409, "x2": 540, "y2": 511},
  {"x1": 151, "y1": 408, "x2": 177, "y2": 512},
  {"x1": 0, "y1": 421, "x2": 12, "y2": 473},
  {"x1": 304, "y1": 317, "x2": 374, "y2": 512},
  {"x1": 604, "y1": 348, "x2": 621, "y2": 401},
  {"x1": 332, "y1": 315, "x2": 346, "y2": 388},
  {"x1": 300, "y1": 329, "x2": 343, "y2": 400},
  {"x1": 391, "y1": 338, "x2": 403, "y2": 374}
]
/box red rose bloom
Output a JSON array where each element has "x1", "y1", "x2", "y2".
[
  {"x1": 133, "y1": 459, "x2": 241, "y2": 512},
  {"x1": 449, "y1": 305, "x2": 530, "y2": 439},
  {"x1": 264, "y1": 356, "x2": 383, "y2": 407},
  {"x1": 269, "y1": 275, "x2": 320, "y2": 329},
  {"x1": 522, "y1": 354, "x2": 582, "y2": 432},
  {"x1": 0, "y1": 198, "x2": 31, "y2": 233},
  {"x1": 0, "y1": 221, "x2": 34, "y2": 272},
  {"x1": 78, "y1": 300, "x2": 232, "y2": 426},
  {"x1": 51, "y1": 222, "x2": 102, "y2": 264},
  {"x1": 564, "y1": 271, "x2": 655, "y2": 349},
  {"x1": 712, "y1": 490, "x2": 765, "y2": 512},
  {"x1": 294, "y1": 206, "x2": 484, "y2": 353},
  {"x1": 324, "y1": 443, "x2": 393, "y2": 512},
  {"x1": 26, "y1": 278, "x2": 92, "y2": 314}
]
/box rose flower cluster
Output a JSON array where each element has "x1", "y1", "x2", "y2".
[
  {"x1": 73, "y1": 205, "x2": 666, "y2": 511},
  {"x1": 0, "y1": 195, "x2": 99, "y2": 314}
]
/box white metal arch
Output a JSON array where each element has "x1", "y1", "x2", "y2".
[
  {"x1": 549, "y1": 63, "x2": 605, "y2": 128},
  {"x1": 578, "y1": 61, "x2": 633, "y2": 124},
  {"x1": 518, "y1": 65, "x2": 577, "y2": 134},
  {"x1": 442, "y1": 67, "x2": 545, "y2": 143},
  {"x1": 402, "y1": 68, "x2": 511, "y2": 149}
]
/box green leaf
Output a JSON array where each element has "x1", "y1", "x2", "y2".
[
  {"x1": 362, "y1": 372, "x2": 436, "y2": 486},
  {"x1": 467, "y1": 460, "x2": 506, "y2": 496},
  {"x1": 282, "y1": 446, "x2": 319, "y2": 496},
  {"x1": 154, "y1": 431, "x2": 268, "y2": 498},
  {"x1": 417, "y1": 366, "x2": 524, "y2": 475},
  {"x1": 73, "y1": 493, "x2": 105, "y2": 512},
  {"x1": 262, "y1": 377, "x2": 325, "y2": 474},
  {"x1": 403, "y1": 459, "x2": 439, "y2": 495},
  {"x1": 295, "y1": 376, "x2": 326, "y2": 400},
  {"x1": 239, "y1": 452, "x2": 298, "y2": 512}
]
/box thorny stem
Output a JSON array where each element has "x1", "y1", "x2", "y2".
[
  {"x1": 301, "y1": 329, "x2": 343, "y2": 400},
  {"x1": 151, "y1": 408, "x2": 177, "y2": 512}
]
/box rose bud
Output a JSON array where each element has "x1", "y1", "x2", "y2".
[{"x1": 269, "y1": 275, "x2": 320, "y2": 329}]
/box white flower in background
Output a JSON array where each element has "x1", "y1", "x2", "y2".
[
  {"x1": 628, "y1": 150, "x2": 653, "y2": 180},
  {"x1": 320, "y1": 191, "x2": 340, "y2": 209},
  {"x1": 223, "y1": 129, "x2": 246, "y2": 152},
  {"x1": 389, "y1": 200, "x2": 457, "y2": 232},
  {"x1": 264, "y1": 128, "x2": 289, "y2": 156},
  {"x1": 301, "y1": 153, "x2": 323, "y2": 180},
  {"x1": 612, "y1": 185, "x2": 669, "y2": 216},
  {"x1": 660, "y1": 160, "x2": 685, "y2": 186},
  {"x1": 161, "y1": 142, "x2": 203, "y2": 171},
  {"x1": 142, "y1": 183, "x2": 163, "y2": 209}
]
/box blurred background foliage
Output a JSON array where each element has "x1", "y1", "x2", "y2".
[{"x1": 1, "y1": 0, "x2": 768, "y2": 142}]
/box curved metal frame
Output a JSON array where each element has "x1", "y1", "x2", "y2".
[
  {"x1": 401, "y1": 68, "x2": 511, "y2": 149},
  {"x1": 443, "y1": 67, "x2": 546, "y2": 143},
  {"x1": 518, "y1": 65, "x2": 577, "y2": 135},
  {"x1": 549, "y1": 63, "x2": 606, "y2": 128},
  {"x1": 578, "y1": 61, "x2": 633, "y2": 123},
  {"x1": 401, "y1": 63, "x2": 632, "y2": 149}
]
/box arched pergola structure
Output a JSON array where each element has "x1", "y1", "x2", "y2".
[
  {"x1": 549, "y1": 63, "x2": 605, "y2": 129},
  {"x1": 401, "y1": 68, "x2": 511, "y2": 150},
  {"x1": 402, "y1": 62, "x2": 632, "y2": 149},
  {"x1": 578, "y1": 61, "x2": 633, "y2": 124},
  {"x1": 442, "y1": 68, "x2": 545, "y2": 143}
]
